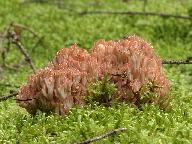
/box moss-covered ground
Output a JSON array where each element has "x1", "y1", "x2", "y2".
[{"x1": 0, "y1": 0, "x2": 192, "y2": 143}]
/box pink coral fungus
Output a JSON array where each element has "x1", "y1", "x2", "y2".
[{"x1": 17, "y1": 36, "x2": 170, "y2": 115}]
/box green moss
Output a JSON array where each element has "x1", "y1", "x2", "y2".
[
  {"x1": 0, "y1": 0, "x2": 192, "y2": 143},
  {"x1": 86, "y1": 75, "x2": 117, "y2": 106}
]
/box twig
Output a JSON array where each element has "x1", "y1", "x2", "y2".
[
  {"x1": 75, "y1": 128, "x2": 128, "y2": 144},
  {"x1": 79, "y1": 11, "x2": 192, "y2": 20},
  {"x1": 0, "y1": 92, "x2": 18, "y2": 102},
  {"x1": 11, "y1": 23, "x2": 40, "y2": 38},
  {"x1": 0, "y1": 91, "x2": 37, "y2": 102},
  {"x1": 162, "y1": 60, "x2": 192, "y2": 65},
  {"x1": 111, "y1": 59, "x2": 192, "y2": 79},
  {"x1": 12, "y1": 39, "x2": 36, "y2": 73},
  {"x1": 8, "y1": 24, "x2": 36, "y2": 73},
  {"x1": 0, "y1": 23, "x2": 42, "y2": 71},
  {"x1": 15, "y1": 98, "x2": 37, "y2": 101}
]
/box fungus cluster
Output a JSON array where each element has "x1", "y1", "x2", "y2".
[{"x1": 17, "y1": 36, "x2": 170, "y2": 115}]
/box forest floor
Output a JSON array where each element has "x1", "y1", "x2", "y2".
[{"x1": 0, "y1": 0, "x2": 192, "y2": 143}]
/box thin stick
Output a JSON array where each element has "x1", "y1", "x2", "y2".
[
  {"x1": 80, "y1": 11, "x2": 192, "y2": 20},
  {"x1": 111, "y1": 59, "x2": 192, "y2": 79},
  {"x1": 15, "y1": 98, "x2": 37, "y2": 101},
  {"x1": 12, "y1": 40, "x2": 36, "y2": 73},
  {"x1": 12, "y1": 23, "x2": 40, "y2": 38},
  {"x1": 0, "y1": 89, "x2": 37, "y2": 102},
  {"x1": 162, "y1": 60, "x2": 192, "y2": 65},
  {"x1": 0, "y1": 23, "x2": 42, "y2": 71},
  {"x1": 0, "y1": 92, "x2": 18, "y2": 102},
  {"x1": 75, "y1": 128, "x2": 128, "y2": 144}
]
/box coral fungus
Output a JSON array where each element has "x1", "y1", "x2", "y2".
[{"x1": 17, "y1": 36, "x2": 170, "y2": 115}]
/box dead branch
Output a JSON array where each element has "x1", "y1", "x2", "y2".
[
  {"x1": 0, "y1": 92, "x2": 18, "y2": 102},
  {"x1": 0, "y1": 23, "x2": 43, "y2": 72},
  {"x1": 162, "y1": 60, "x2": 192, "y2": 65},
  {"x1": 12, "y1": 39, "x2": 36, "y2": 73},
  {"x1": 11, "y1": 23, "x2": 40, "y2": 38},
  {"x1": 15, "y1": 97, "x2": 37, "y2": 101},
  {"x1": 79, "y1": 11, "x2": 192, "y2": 20},
  {"x1": 75, "y1": 128, "x2": 128, "y2": 144}
]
